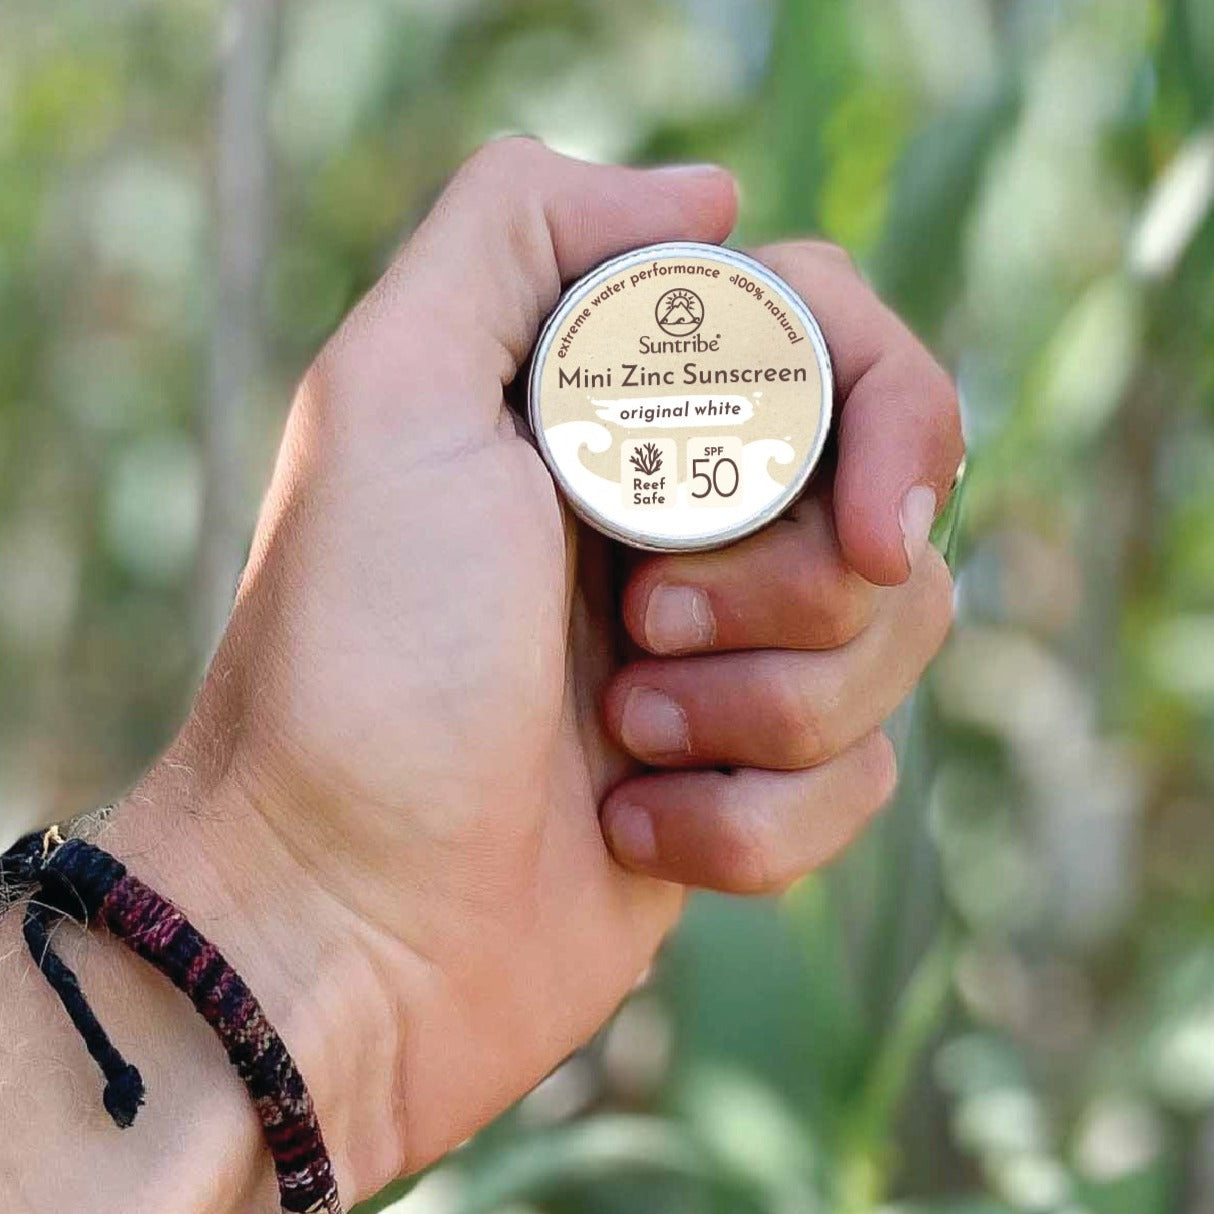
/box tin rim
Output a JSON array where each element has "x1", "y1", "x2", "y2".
[{"x1": 526, "y1": 241, "x2": 834, "y2": 552}]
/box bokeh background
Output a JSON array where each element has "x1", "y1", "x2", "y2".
[{"x1": 3, "y1": 1, "x2": 1214, "y2": 1211}]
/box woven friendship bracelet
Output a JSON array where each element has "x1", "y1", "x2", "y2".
[{"x1": 0, "y1": 826, "x2": 342, "y2": 1214}]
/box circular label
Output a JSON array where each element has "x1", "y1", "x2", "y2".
[{"x1": 527, "y1": 242, "x2": 833, "y2": 551}]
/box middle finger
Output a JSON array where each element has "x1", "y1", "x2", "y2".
[{"x1": 605, "y1": 545, "x2": 952, "y2": 770}]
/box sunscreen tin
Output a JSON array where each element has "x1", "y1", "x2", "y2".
[{"x1": 527, "y1": 241, "x2": 833, "y2": 551}]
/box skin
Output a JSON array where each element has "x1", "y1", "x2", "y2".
[{"x1": 0, "y1": 140, "x2": 963, "y2": 1213}]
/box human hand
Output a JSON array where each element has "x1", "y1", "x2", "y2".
[{"x1": 1, "y1": 140, "x2": 961, "y2": 1211}]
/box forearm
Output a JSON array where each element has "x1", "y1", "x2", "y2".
[{"x1": 0, "y1": 752, "x2": 401, "y2": 1213}]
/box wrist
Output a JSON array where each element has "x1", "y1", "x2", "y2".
[
  {"x1": 0, "y1": 737, "x2": 412, "y2": 1212},
  {"x1": 111, "y1": 746, "x2": 411, "y2": 1206}
]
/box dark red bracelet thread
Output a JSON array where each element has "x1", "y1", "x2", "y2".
[{"x1": 1, "y1": 827, "x2": 343, "y2": 1214}]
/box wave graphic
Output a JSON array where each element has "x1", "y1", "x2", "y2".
[{"x1": 544, "y1": 421, "x2": 797, "y2": 543}]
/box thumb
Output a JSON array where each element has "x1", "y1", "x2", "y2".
[{"x1": 320, "y1": 139, "x2": 738, "y2": 434}]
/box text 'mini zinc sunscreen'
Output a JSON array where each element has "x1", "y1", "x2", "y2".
[{"x1": 527, "y1": 241, "x2": 833, "y2": 552}]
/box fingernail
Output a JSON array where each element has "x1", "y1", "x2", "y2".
[
  {"x1": 652, "y1": 162, "x2": 723, "y2": 178},
  {"x1": 620, "y1": 687, "x2": 690, "y2": 757},
  {"x1": 899, "y1": 485, "x2": 937, "y2": 572},
  {"x1": 606, "y1": 803, "x2": 657, "y2": 865},
  {"x1": 644, "y1": 585, "x2": 715, "y2": 654}
]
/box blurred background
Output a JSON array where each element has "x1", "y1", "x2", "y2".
[{"x1": 2, "y1": 1, "x2": 1213, "y2": 1211}]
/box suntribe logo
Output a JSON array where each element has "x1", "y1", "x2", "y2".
[{"x1": 654, "y1": 288, "x2": 705, "y2": 337}]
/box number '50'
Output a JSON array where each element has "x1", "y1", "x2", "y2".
[{"x1": 690, "y1": 456, "x2": 740, "y2": 499}]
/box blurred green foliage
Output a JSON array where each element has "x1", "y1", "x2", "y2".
[{"x1": 3, "y1": 1, "x2": 1214, "y2": 1211}]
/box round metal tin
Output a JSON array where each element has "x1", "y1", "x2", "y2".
[{"x1": 527, "y1": 241, "x2": 833, "y2": 552}]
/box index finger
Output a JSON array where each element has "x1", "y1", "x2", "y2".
[{"x1": 752, "y1": 241, "x2": 964, "y2": 586}]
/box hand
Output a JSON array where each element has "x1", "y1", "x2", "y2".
[{"x1": 0, "y1": 139, "x2": 961, "y2": 1212}]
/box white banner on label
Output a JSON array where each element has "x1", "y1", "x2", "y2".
[{"x1": 592, "y1": 394, "x2": 754, "y2": 429}]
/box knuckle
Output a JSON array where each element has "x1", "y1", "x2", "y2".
[
  {"x1": 448, "y1": 138, "x2": 559, "y2": 322},
  {"x1": 460, "y1": 135, "x2": 546, "y2": 183},
  {"x1": 714, "y1": 809, "x2": 778, "y2": 893},
  {"x1": 932, "y1": 364, "x2": 961, "y2": 422},
  {"x1": 778, "y1": 238, "x2": 855, "y2": 266},
  {"x1": 766, "y1": 664, "x2": 827, "y2": 766},
  {"x1": 797, "y1": 561, "x2": 872, "y2": 647},
  {"x1": 809, "y1": 239, "x2": 859, "y2": 273},
  {"x1": 753, "y1": 239, "x2": 859, "y2": 283},
  {"x1": 928, "y1": 365, "x2": 966, "y2": 473}
]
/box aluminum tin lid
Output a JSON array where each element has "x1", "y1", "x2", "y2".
[{"x1": 527, "y1": 241, "x2": 833, "y2": 552}]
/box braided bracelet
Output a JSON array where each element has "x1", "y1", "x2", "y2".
[{"x1": 0, "y1": 823, "x2": 343, "y2": 1214}]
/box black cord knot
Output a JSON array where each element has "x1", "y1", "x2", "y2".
[
  {"x1": 103, "y1": 1061, "x2": 147, "y2": 1128},
  {"x1": 42, "y1": 838, "x2": 128, "y2": 923},
  {"x1": 3, "y1": 826, "x2": 144, "y2": 1129}
]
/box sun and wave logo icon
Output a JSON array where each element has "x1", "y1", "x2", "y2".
[{"x1": 654, "y1": 288, "x2": 705, "y2": 337}]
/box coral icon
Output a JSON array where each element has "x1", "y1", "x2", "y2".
[{"x1": 629, "y1": 442, "x2": 665, "y2": 476}]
